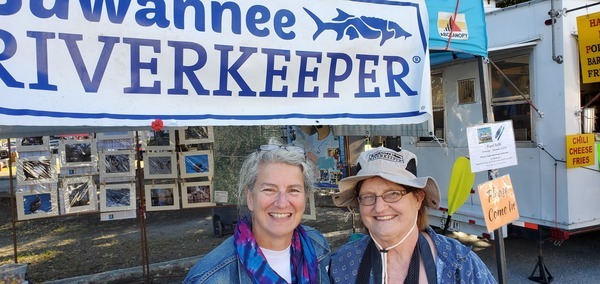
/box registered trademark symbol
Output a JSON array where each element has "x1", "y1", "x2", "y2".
[{"x1": 413, "y1": 56, "x2": 421, "y2": 63}]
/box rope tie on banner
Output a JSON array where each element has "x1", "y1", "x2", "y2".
[{"x1": 444, "y1": 0, "x2": 461, "y2": 51}]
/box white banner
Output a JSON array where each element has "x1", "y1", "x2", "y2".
[{"x1": 0, "y1": 0, "x2": 431, "y2": 127}]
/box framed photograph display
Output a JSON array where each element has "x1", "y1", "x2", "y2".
[
  {"x1": 96, "y1": 131, "x2": 135, "y2": 140},
  {"x1": 145, "y1": 184, "x2": 180, "y2": 211},
  {"x1": 57, "y1": 133, "x2": 92, "y2": 140},
  {"x1": 142, "y1": 130, "x2": 175, "y2": 151},
  {"x1": 16, "y1": 156, "x2": 58, "y2": 186},
  {"x1": 60, "y1": 139, "x2": 97, "y2": 167},
  {"x1": 303, "y1": 191, "x2": 317, "y2": 220},
  {"x1": 143, "y1": 152, "x2": 177, "y2": 179},
  {"x1": 16, "y1": 187, "x2": 59, "y2": 220},
  {"x1": 181, "y1": 181, "x2": 214, "y2": 208},
  {"x1": 99, "y1": 183, "x2": 136, "y2": 212},
  {"x1": 99, "y1": 150, "x2": 135, "y2": 178},
  {"x1": 62, "y1": 176, "x2": 97, "y2": 214},
  {"x1": 179, "y1": 150, "x2": 213, "y2": 178},
  {"x1": 179, "y1": 126, "x2": 214, "y2": 144},
  {"x1": 16, "y1": 136, "x2": 50, "y2": 152}
]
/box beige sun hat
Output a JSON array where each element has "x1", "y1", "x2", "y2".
[{"x1": 332, "y1": 147, "x2": 441, "y2": 209}]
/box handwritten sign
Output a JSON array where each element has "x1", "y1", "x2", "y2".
[
  {"x1": 477, "y1": 175, "x2": 519, "y2": 232},
  {"x1": 467, "y1": 120, "x2": 517, "y2": 173},
  {"x1": 566, "y1": 133, "x2": 596, "y2": 168}
]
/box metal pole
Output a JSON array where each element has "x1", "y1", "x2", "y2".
[
  {"x1": 8, "y1": 138, "x2": 18, "y2": 263},
  {"x1": 135, "y1": 131, "x2": 150, "y2": 282},
  {"x1": 478, "y1": 57, "x2": 508, "y2": 283}
]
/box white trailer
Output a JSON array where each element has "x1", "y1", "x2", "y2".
[{"x1": 402, "y1": 0, "x2": 600, "y2": 240}]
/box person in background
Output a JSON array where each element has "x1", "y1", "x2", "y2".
[
  {"x1": 183, "y1": 142, "x2": 331, "y2": 284},
  {"x1": 330, "y1": 146, "x2": 496, "y2": 283},
  {"x1": 492, "y1": 72, "x2": 516, "y2": 121}
]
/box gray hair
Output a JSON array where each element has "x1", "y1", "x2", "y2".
[{"x1": 236, "y1": 145, "x2": 316, "y2": 217}]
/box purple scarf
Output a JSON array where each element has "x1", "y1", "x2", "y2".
[{"x1": 234, "y1": 215, "x2": 318, "y2": 284}]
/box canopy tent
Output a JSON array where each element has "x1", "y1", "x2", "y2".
[
  {"x1": 428, "y1": 0, "x2": 488, "y2": 63},
  {"x1": 0, "y1": 0, "x2": 488, "y2": 139}
]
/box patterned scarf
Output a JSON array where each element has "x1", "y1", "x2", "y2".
[{"x1": 234, "y1": 215, "x2": 318, "y2": 284}]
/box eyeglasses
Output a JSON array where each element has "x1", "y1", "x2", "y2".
[
  {"x1": 357, "y1": 190, "x2": 410, "y2": 206},
  {"x1": 258, "y1": 144, "x2": 305, "y2": 154}
]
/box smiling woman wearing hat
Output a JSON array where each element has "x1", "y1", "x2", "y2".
[{"x1": 329, "y1": 147, "x2": 496, "y2": 284}]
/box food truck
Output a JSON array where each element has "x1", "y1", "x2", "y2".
[{"x1": 398, "y1": 0, "x2": 600, "y2": 240}]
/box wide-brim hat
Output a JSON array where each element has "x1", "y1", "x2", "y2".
[{"x1": 332, "y1": 147, "x2": 440, "y2": 209}]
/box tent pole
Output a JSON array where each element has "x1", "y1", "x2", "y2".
[
  {"x1": 478, "y1": 56, "x2": 508, "y2": 283},
  {"x1": 8, "y1": 138, "x2": 18, "y2": 263},
  {"x1": 135, "y1": 131, "x2": 151, "y2": 283}
]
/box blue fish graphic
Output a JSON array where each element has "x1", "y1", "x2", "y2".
[{"x1": 303, "y1": 8, "x2": 412, "y2": 46}]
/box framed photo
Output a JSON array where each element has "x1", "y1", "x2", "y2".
[
  {"x1": 145, "y1": 184, "x2": 180, "y2": 211},
  {"x1": 181, "y1": 181, "x2": 215, "y2": 208},
  {"x1": 62, "y1": 176, "x2": 97, "y2": 214},
  {"x1": 16, "y1": 188, "x2": 59, "y2": 220},
  {"x1": 96, "y1": 131, "x2": 134, "y2": 140},
  {"x1": 179, "y1": 151, "x2": 213, "y2": 178},
  {"x1": 56, "y1": 133, "x2": 92, "y2": 140},
  {"x1": 60, "y1": 139, "x2": 97, "y2": 167},
  {"x1": 16, "y1": 156, "x2": 58, "y2": 186},
  {"x1": 303, "y1": 191, "x2": 317, "y2": 220},
  {"x1": 179, "y1": 126, "x2": 214, "y2": 144},
  {"x1": 143, "y1": 152, "x2": 177, "y2": 179},
  {"x1": 142, "y1": 130, "x2": 175, "y2": 151},
  {"x1": 99, "y1": 150, "x2": 135, "y2": 178},
  {"x1": 16, "y1": 136, "x2": 50, "y2": 152},
  {"x1": 99, "y1": 183, "x2": 136, "y2": 212}
]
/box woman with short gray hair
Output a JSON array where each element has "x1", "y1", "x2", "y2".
[{"x1": 184, "y1": 142, "x2": 331, "y2": 284}]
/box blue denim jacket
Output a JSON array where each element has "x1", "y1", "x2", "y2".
[
  {"x1": 329, "y1": 227, "x2": 497, "y2": 284},
  {"x1": 183, "y1": 225, "x2": 331, "y2": 284}
]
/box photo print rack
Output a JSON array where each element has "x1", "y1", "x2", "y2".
[
  {"x1": 16, "y1": 155, "x2": 58, "y2": 186},
  {"x1": 143, "y1": 152, "x2": 177, "y2": 179},
  {"x1": 99, "y1": 183, "x2": 137, "y2": 212},
  {"x1": 96, "y1": 131, "x2": 135, "y2": 140},
  {"x1": 178, "y1": 126, "x2": 214, "y2": 145},
  {"x1": 96, "y1": 131, "x2": 136, "y2": 151},
  {"x1": 61, "y1": 176, "x2": 98, "y2": 214},
  {"x1": 179, "y1": 150, "x2": 214, "y2": 179},
  {"x1": 181, "y1": 181, "x2": 215, "y2": 208},
  {"x1": 303, "y1": 191, "x2": 317, "y2": 220},
  {"x1": 145, "y1": 183, "x2": 180, "y2": 211},
  {"x1": 59, "y1": 139, "x2": 97, "y2": 167},
  {"x1": 99, "y1": 150, "x2": 136, "y2": 178},
  {"x1": 142, "y1": 129, "x2": 175, "y2": 151},
  {"x1": 16, "y1": 183, "x2": 59, "y2": 221},
  {"x1": 16, "y1": 136, "x2": 50, "y2": 152}
]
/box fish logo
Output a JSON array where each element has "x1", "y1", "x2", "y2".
[
  {"x1": 495, "y1": 125, "x2": 505, "y2": 140},
  {"x1": 303, "y1": 8, "x2": 412, "y2": 46}
]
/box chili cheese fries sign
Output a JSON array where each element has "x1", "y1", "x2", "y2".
[{"x1": 566, "y1": 133, "x2": 595, "y2": 169}]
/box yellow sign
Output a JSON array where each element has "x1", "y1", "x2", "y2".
[
  {"x1": 566, "y1": 133, "x2": 595, "y2": 168},
  {"x1": 478, "y1": 175, "x2": 519, "y2": 232},
  {"x1": 577, "y1": 12, "x2": 600, "y2": 84}
]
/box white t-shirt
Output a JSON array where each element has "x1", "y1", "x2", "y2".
[{"x1": 261, "y1": 245, "x2": 291, "y2": 283}]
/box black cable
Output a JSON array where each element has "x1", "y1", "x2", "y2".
[{"x1": 538, "y1": 144, "x2": 600, "y2": 173}]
